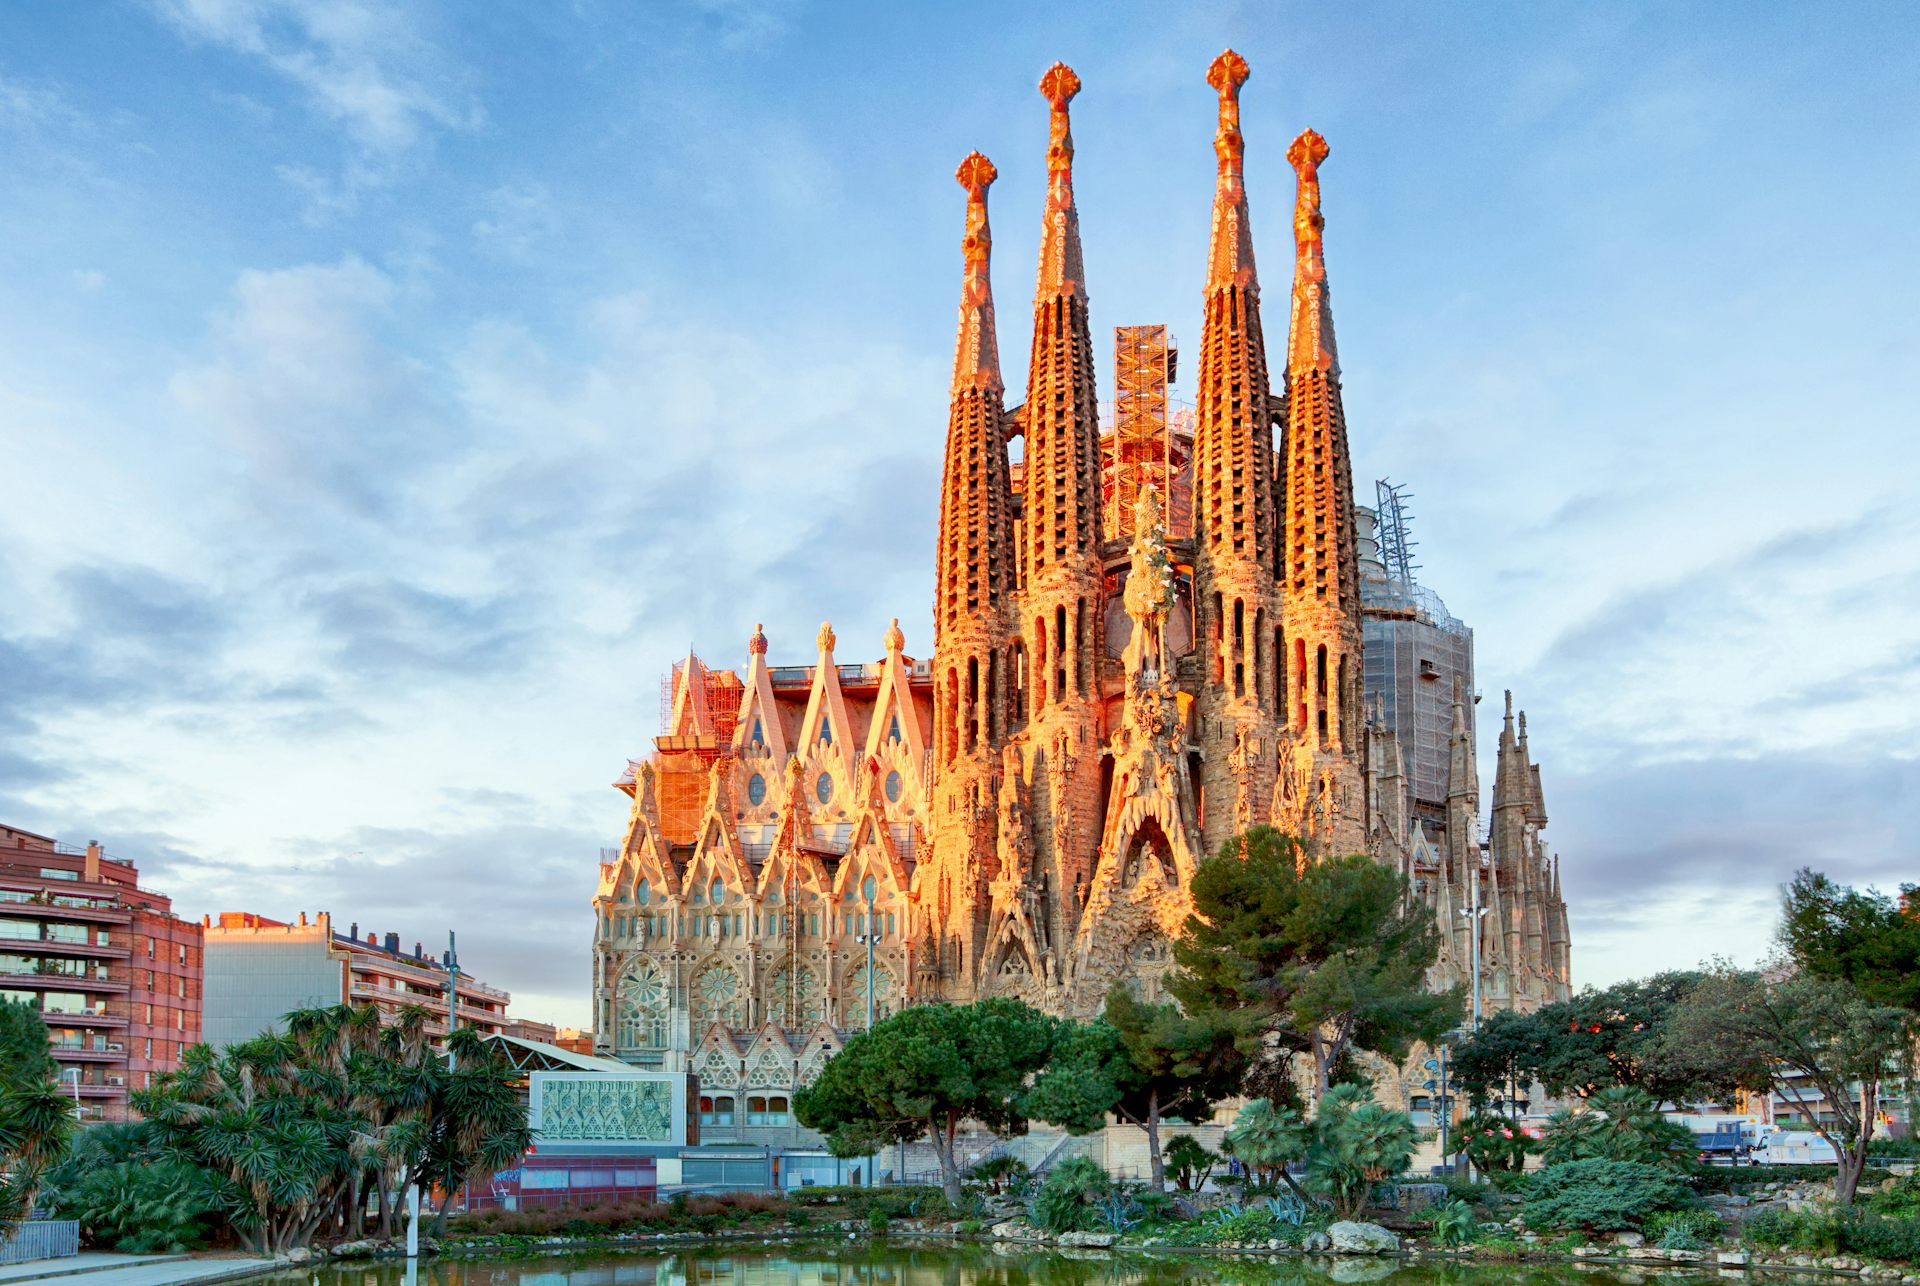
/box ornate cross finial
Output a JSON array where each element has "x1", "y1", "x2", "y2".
[
  {"x1": 1040, "y1": 62, "x2": 1080, "y2": 172},
  {"x1": 952, "y1": 151, "x2": 1002, "y2": 392},
  {"x1": 817, "y1": 620, "x2": 837, "y2": 655},
  {"x1": 1034, "y1": 62, "x2": 1086, "y2": 298},
  {"x1": 1208, "y1": 50, "x2": 1250, "y2": 173},
  {"x1": 748, "y1": 622, "x2": 768, "y2": 655},
  {"x1": 1287, "y1": 128, "x2": 1330, "y2": 253}
]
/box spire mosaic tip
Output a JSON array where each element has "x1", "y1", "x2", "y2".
[
  {"x1": 1033, "y1": 61, "x2": 1086, "y2": 298},
  {"x1": 951, "y1": 151, "x2": 1003, "y2": 392},
  {"x1": 748, "y1": 622, "x2": 768, "y2": 655},
  {"x1": 955, "y1": 150, "x2": 997, "y2": 198},
  {"x1": 1207, "y1": 48, "x2": 1250, "y2": 97},
  {"x1": 1040, "y1": 61, "x2": 1081, "y2": 110}
]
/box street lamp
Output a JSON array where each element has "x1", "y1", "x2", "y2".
[
  {"x1": 62, "y1": 1066, "x2": 82, "y2": 1120},
  {"x1": 1459, "y1": 865, "x2": 1487, "y2": 1032},
  {"x1": 854, "y1": 876, "x2": 880, "y2": 1032}
]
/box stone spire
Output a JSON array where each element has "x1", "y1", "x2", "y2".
[
  {"x1": 1192, "y1": 49, "x2": 1276, "y2": 578},
  {"x1": 1191, "y1": 50, "x2": 1283, "y2": 856},
  {"x1": 1021, "y1": 62, "x2": 1104, "y2": 587},
  {"x1": 1018, "y1": 62, "x2": 1107, "y2": 964},
  {"x1": 930, "y1": 153, "x2": 1018, "y2": 969},
  {"x1": 1278, "y1": 124, "x2": 1365, "y2": 858},
  {"x1": 1489, "y1": 690, "x2": 1528, "y2": 883},
  {"x1": 935, "y1": 153, "x2": 1017, "y2": 651},
  {"x1": 1445, "y1": 676, "x2": 1479, "y2": 887}
]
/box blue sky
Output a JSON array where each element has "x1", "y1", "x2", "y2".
[{"x1": 1, "y1": 1, "x2": 1915, "y2": 1028}]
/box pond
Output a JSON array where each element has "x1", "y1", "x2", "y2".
[{"x1": 247, "y1": 1240, "x2": 1831, "y2": 1286}]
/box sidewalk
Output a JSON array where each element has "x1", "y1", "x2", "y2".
[{"x1": 0, "y1": 1254, "x2": 280, "y2": 1286}]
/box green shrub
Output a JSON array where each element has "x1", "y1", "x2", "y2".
[
  {"x1": 1645, "y1": 1206, "x2": 1721, "y2": 1250},
  {"x1": 1164, "y1": 1135, "x2": 1220, "y2": 1192},
  {"x1": 50, "y1": 1159, "x2": 225, "y2": 1253},
  {"x1": 1196, "y1": 1207, "x2": 1281, "y2": 1244},
  {"x1": 1866, "y1": 1174, "x2": 1920, "y2": 1219},
  {"x1": 1746, "y1": 1207, "x2": 1920, "y2": 1264},
  {"x1": 1030, "y1": 1157, "x2": 1110, "y2": 1234},
  {"x1": 970, "y1": 1154, "x2": 1032, "y2": 1195},
  {"x1": 1456, "y1": 1112, "x2": 1532, "y2": 1178},
  {"x1": 1538, "y1": 1088, "x2": 1695, "y2": 1170},
  {"x1": 1306, "y1": 1084, "x2": 1416, "y2": 1218},
  {"x1": 1432, "y1": 1199, "x2": 1478, "y2": 1247},
  {"x1": 866, "y1": 1207, "x2": 889, "y2": 1232},
  {"x1": 1867, "y1": 1137, "x2": 1920, "y2": 1160},
  {"x1": 1521, "y1": 1159, "x2": 1697, "y2": 1233}
]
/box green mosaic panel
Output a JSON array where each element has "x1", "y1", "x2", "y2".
[{"x1": 539, "y1": 1077, "x2": 673, "y2": 1141}]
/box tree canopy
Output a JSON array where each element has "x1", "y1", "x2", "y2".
[
  {"x1": 1450, "y1": 971, "x2": 1735, "y2": 1106},
  {"x1": 1170, "y1": 826, "x2": 1462, "y2": 1098},
  {"x1": 792, "y1": 997, "x2": 1059, "y2": 1202},
  {"x1": 1663, "y1": 967, "x2": 1912, "y2": 1204},
  {"x1": 1022, "y1": 986, "x2": 1244, "y2": 1190},
  {"x1": 1780, "y1": 868, "x2": 1920, "y2": 1012},
  {"x1": 0, "y1": 999, "x2": 75, "y2": 1232},
  {"x1": 135, "y1": 1003, "x2": 530, "y2": 1251}
]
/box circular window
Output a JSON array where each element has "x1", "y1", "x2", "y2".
[
  {"x1": 710, "y1": 878, "x2": 725, "y2": 905},
  {"x1": 815, "y1": 772, "x2": 832, "y2": 804},
  {"x1": 636, "y1": 878, "x2": 651, "y2": 905},
  {"x1": 884, "y1": 770, "x2": 902, "y2": 803},
  {"x1": 747, "y1": 773, "x2": 767, "y2": 805}
]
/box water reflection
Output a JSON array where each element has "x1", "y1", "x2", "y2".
[{"x1": 256, "y1": 1241, "x2": 1825, "y2": 1286}]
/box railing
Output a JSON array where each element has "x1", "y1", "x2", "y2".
[{"x1": 0, "y1": 1220, "x2": 79, "y2": 1265}]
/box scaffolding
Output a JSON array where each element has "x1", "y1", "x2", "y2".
[
  {"x1": 1104, "y1": 325, "x2": 1191, "y2": 539},
  {"x1": 653, "y1": 654, "x2": 740, "y2": 845},
  {"x1": 1375, "y1": 478, "x2": 1419, "y2": 585}
]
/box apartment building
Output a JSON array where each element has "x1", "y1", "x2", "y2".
[
  {"x1": 202, "y1": 909, "x2": 512, "y2": 1046},
  {"x1": 0, "y1": 824, "x2": 204, "y2": 1121}
]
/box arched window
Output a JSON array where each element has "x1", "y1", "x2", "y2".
[
  {"x1": 747, "y1": 773, "x2": 767, "y2": 805},
  {"x1": 819, "y1": 716, "x2": 832, "y2": 746},
  {"x1": 884, "y1": 770, "x2": 903, "y2": 803},
  {"x1": 692, "y1": 963, "x2": 745, "y2": 1029},
  {"x1": 710, "y1": 877, "x2": 725, "y2": 905},
  {"x1": 617, "y1": 959, "x2": 668, "y2": 1050},
  {"x1": 815, "y1": 772, "x2": 833, "y2": 805},
  {"x1": 636, "y1": 878, "x2": 651, "y2": 905}
]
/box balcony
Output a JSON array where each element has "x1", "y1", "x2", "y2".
[
  {"x1": 41, "y1": 1008, "x2": 126, "y2": 1028},
  {"x1": 50, "y1": 1044, "x2": 121, "y2": 1062},
  {"x1": 0, "y1": 935, "x2": 124, "y2": 960}
]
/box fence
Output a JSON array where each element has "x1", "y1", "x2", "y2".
[{"x1": 0, "y1": 1220, "x2": 79, "y2": 1266}]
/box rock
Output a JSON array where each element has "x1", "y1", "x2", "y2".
[
  {"x1": 1725, "y1": 1195, "x2": 1751, "y2": 1207},
  {"x1": 331, "y1": 1240, "x2": 378, "y2": 1259},
  {"x1": 1717, "y1": 1252, "x2": 1749, "y2": 1267},
  {"x1": 1612, "y1": 1231, "x2": 1646, "y2": 1248},
  {"x1": 1056, "y1": 1231, "x2": 1117, "y2": 1248},
  {"x1": 286, "y1": 1249, "x2": 311, "y2": 1265},
  {"x1": 1327, "y1": 1221, "x2": 1398, "y2": 1255},
  {"x1": 1304, "y1": 1230, "x2": 1333, "y2": 1253}
]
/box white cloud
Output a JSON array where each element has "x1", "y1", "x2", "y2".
[{"x1": 151, "y1": 0, "x2": 481, "y2": 154}]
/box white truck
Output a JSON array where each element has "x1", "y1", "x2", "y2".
[{"x1": 1751, "y1": 1129, "x2": 1840, "y2": 1165}]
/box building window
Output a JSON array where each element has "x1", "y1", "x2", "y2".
[
  {"x1": 145, "y1": 1038, "x2": 152, "y2": 1058},
  {"x1": 885, "y1": 770, "x2": 903, "y2": 803},
  {"x1": 815, "y1": 773, "x2": 832, "y2": 805},
  {"x1": 747, "y1": 774, "x2": 767, "y2": 805},
  {"x1": 636, "y1": 878, "x2": 651, "y2": 905},
  {"x1": 698, "y1": 1094, "x2": 736, "y2": 1127},
  {"x1": 818, "y1": 716, "x2": 832, "y2": 746},
  {"x1": 747, "y1": 1095, "x2": 790, "y2": 1126}
]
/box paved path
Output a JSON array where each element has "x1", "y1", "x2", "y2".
[{"x1": 0, "y1": 1254, "x2": 280, "y2": 1286}]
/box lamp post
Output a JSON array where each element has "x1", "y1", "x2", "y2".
[
  {"x1": 1460, "y1": 865, "x2": 1486, "y2": 1032},
  {"x1": 855, "y1": 876, "x2": 879, "y2": 1031},
  {"x1": 446, "y1": 929, "x2": 460, "y2": 1070},
  {"x1": 853, "y1": 875, "x2": 880, "y2": 1188}
]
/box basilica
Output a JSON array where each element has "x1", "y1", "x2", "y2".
[{"x1": 589, "y1": 53, "x2": 1572, "y2": 1120}]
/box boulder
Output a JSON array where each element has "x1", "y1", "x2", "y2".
[
  {"x1": 1717, "y1": 1251, "x2": 1749, "y2": 1267},
  {"x1": 1611, "y1": 1231, "x2": 1646, "y2": 1248},
  {"x1": 1304, "y1": 1230, "x2": 1333, "y2": 1253},
  {"x1": 331, "y1": 1240, "x2": 378, "y2": 1259},
  {"x1": 286, "y1": 1249, "x2": 311, "y2": 1265},
  {"x1": 1327, "y1": 1221, "x2": 1398, "y2": 1255},
  {"x1": 1056, "y1": 1231, "x2": 1117, "y2": 1248}
]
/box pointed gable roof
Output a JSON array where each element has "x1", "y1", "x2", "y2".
[
  {"x1": 795, "y1": 621, "x2": 856, "y2": 775},
  {"x1": 730, "y1": 622, "x2": 791, "y2": 762},
  {"x1": 861, "y1": 617, "x2": 928, "y2": 767}
]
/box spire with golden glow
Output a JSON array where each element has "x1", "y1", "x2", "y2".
[
  {"x1": 1021, "y1": 62, "x2": 1103, "y2": 588},
  {"x1": 935, "y1": 153, "x2": 1016, "y2": 650}
]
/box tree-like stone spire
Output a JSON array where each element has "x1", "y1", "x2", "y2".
[
  {"x1": 935, "y1": 152, "x2": 1016, "y2": 648},
  {"x1": 1021, "y1": 62, "x2": 1104, "y2": 586},
  {"x1": 1205, "y1": 49, "x2": 1257, "y2": 291},
  {"x1": 1286, "y1": 128, "x2": 1338, "y2": 375},
  {"x1": 1035, "y1": 62, "x2": 1086, "y2": 299},
  {"x1": 952, "y1": 151, "x2": 1002, "y2": 394}
]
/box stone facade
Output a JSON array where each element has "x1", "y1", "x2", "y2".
[{"x1": 590, "y1": 53, "x2": 1573, "y2": 1106}]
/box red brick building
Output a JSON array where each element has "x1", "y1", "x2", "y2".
[{"x1": 0, "y1": 824, "x2": 204, "y2": 1121}]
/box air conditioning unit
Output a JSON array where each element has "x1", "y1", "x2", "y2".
[{"x1": 106, "y1": 1075, "x2": 126, "y2": 1086}]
